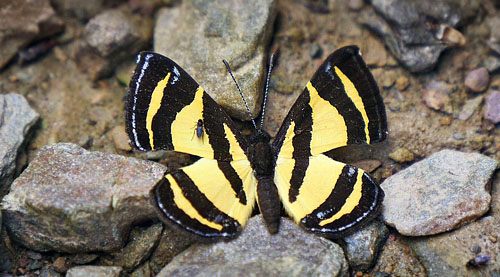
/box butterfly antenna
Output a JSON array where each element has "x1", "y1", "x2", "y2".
[
  {"x1": 259, "y1": 45, "x2": 279, "y2": 132},
  {"x1": 223, "y1": 59, "x2": 258, "y2": 131}
]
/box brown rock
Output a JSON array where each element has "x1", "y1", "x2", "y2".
[
  {"x1": 465, "y1": 68, "x2": 490, "y2": 93},
  {"x1": 0, "y1": 0, "x2": 64, "y2": 69}
]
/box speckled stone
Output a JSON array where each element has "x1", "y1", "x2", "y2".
[
  {"x1": 405, "y1": 216, "x2": 500, "y2": 276},
  {"x1": 381, "y1": 149, "x2": 497, "y2": 236},
  {"x1": 157, "y1": 216, "x2": 349, "y2": 277},
  {"x1": 0, "y1": 93, "x2": 40, "y2": 194},
  {"x1": 1, "y1": 143, "x2": 166, "y2": 253}
]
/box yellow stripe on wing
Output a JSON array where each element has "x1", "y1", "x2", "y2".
[
  {"x1": 166, "y1": 174, "x2": 223, "y2": 231},
  {"x1": 146, "y1": 73, "x2": 171, "y2": 149},
  {"x1": 319, "y1": 169, "x2": 363, "y2": 226},
  {"x1": 334, "y1": 66, "x2": 370, "y2": 143}
]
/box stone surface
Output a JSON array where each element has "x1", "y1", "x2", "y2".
[
  {"x1": 484, "y1": 90, "x2": 500, "y2": 123},
  {"x1": 465, "y1": 68, "x2": 490, "y2": 93},
  {"x1": 372, "y1": 235, "x2": 427, "y2": 276},
  {"x1": 342, "y1": 220, "x2": 389, "y2": 272},
  {"x1": 66, "y1": 266, "x2": 123, "y2": 277},
  {"x1": 1, "y1": 143, "x2": 166, "y2": 253},
  {"x1": 157, "y1": 216, "x2": 349, "y2": 277},
  {"x1": 99, "y1": 223, "x2": 163, "y2": 271},
  {"x1": 381, "y1": 149, "x2": 497, "y2": 236},
  {"x1": 0, "y1": 93, "x2": 40, "y2": 194},
  {"x1": 360, "y1": 0, "x2": 479, "y2": 72},
  {"x1": 406, "y1": 216, "x2": 500, "y2": 276},
  {"x1": 154, "y1": 0, "x2": 277, "y2": 120},
  {"x1": 0, "y1": 0, "x2": 64, "y2": 69}
]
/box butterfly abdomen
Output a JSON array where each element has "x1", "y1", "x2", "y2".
[
  {"x1": 247, "y1": 131, "x2": 281, "y2": 234},
  {"x1": 256, "y1": 176, "x2": 280, "y2": 234}
]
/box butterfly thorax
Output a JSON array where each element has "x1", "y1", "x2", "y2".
[
  {"x1": 247, "y1": 131, "x2": 275, "y2": 178},
  {"x1": 247, "y1": 131, "x2": 281, "y2": 234}
]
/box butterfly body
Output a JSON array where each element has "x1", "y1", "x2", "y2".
[{"x1": 126, "y1": 46, "x2": 387, "y2": 239}]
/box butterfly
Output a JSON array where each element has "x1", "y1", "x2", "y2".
[{"x1": 125, "y1": 45, "x2": 387, "y2": 239}]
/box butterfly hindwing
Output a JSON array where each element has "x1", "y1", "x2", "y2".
[
  {"x1": 272, "y1": 46, "x2": 387, "y2": 159},
  {"x1": 150, "y1": 158, "x2": 257, "y2": 238},
  {"x1": 274, "y1": 154, "x2": 384, "y2": 237},
  {"x1": 126, "y1": 52, "x2": 247, "y2": 161}
]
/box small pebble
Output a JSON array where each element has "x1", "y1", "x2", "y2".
[
  {"x1": 422, "y1": 82, "x2": 451, "y2": 112},
  {"x1": 384, "y1": 265, "x2": 394, "y2": 274},
  {"x1": 110, "y1": 125, "x2": 132, "y2": 151},
  {"x1": 471, "y1": 245, "x2": 481, "y2": 254},
  {"x1": 395, "y1": 76, "x2": 409, "y2": 91},
  {"x1": 439, "y1": 25, "x2": 466, "y2": 47},
  {"x1": 484, "y1": 90, "x2": 500, "y2": 123},
  {"x1": 440, "y1": 116, "x2": 452, "y2": 125},
  {"x1": 483, "y1": 56, "x2": 500, "y2": 73},
  {"x1": 348, "y1": 0, "x2": 364, "y2": 10},
  {"x1": 489, "y1": 235, "x2": 497, "y2": 243},
  {"x1": 309, "y1": 43, "x2": 323, "y2": 59},
  {"x1": 52, "y1": 257, "x2": 68, "y2": 273},
  {"x1": 388, "y1": 147, "x2": 415, "y2": 163},
  {"x1": 465, "y1": 68, "x2": 490, "y2": 93}
]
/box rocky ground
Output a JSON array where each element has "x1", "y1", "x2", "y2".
[{"x1": 0, "y1": 0, "x2": 500, "y2": 276}]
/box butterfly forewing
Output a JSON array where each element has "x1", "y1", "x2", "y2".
[
  {"x1": 272, "y1": 46, "x2": 387, "y2": 159},
  {"x1": 126, "y1": 52, "x2": 248, "y2": 161}
]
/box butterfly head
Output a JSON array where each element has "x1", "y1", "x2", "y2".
[{"x1": 249, "y1": 130, "x2": 271, "y2": 145}]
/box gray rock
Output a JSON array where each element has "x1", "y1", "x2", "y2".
[
  {"x1": 157, "y1": 215, "x2": 349, "y2": 277},
  {"x1": 342, "y1": 220, "x2": 389, "y2": 272},
  {"x1": 99, "y1": 223, "x2": 163, "y2": 271},
  {"x1": 1, "y1": 143, "x2": 166, "y2": 253},
  {"x1": 0, "y1": 93, "x2": 40, "y2": 194},
  {"x1": 381, "y1": 149, "x2": 497, "y2": 236},
  {"x1": 484, "y1": 90, "x2": 500, "y2": 124},
  {"x1": 66, "y1": 266, "x2": 123, "y2": 277},
  {"x1": 154, "y1": 0, "x2": 277, "y2": 120},
  {"x1": 406, "y1": 216, "x2": 500, "y2": 276},
  {"x1": 372, "y1": 236, "x2": 426, "y2": 276},
  {"x1": 0, "y1": 0, "x2": 64, "y2": 69},
  {"x1": 458, "y1": 95, "x2": 483, "y2": 121},
  {"x1": 361, "y1": 0, "x2": 479, "y2": 72}
]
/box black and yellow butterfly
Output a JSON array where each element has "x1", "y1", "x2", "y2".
[{"x1": 125, "y1": 46, "x2": 387, "y2": 239}]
